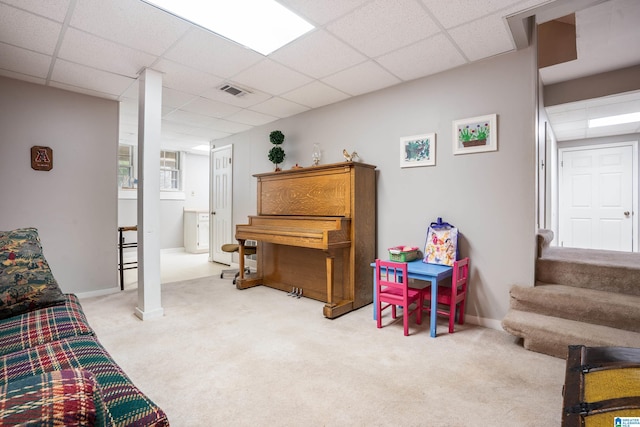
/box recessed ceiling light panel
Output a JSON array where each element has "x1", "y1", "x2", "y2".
[
  {"x1": 141, "y1": 0, "x2": 314, "y2": 55},
  {"x1": 588, "y1": 112, "x2": 640, "y2": 128}
]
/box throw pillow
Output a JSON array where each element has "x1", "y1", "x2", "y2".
[
  {"x1": 0, "y1": 227, "x2": 66, "y2": 320},
  {"x1": 0, "y1": 368, "x2": 107, "y2": 426}
]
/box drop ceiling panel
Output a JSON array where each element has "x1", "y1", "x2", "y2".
[
  {"x1": 232, "y1": 59, "x2": 313, "y2": 96},
  {"x1": 282, "y1": 81, "x2": 349, "y2": 108},
  {"x1": 200, "y1": 85, "x2": 272, "y2": 109},
  {"x1": 1, "y1": 0, "x2": 70, "y2": 22},
  {"x1": 321, "y1": 60, "x2": 401, "y2": 96},
  {"x1": 327, "y1": 0, "x2": 440, "y2": 57},
  {"x1": 163, "y1": 27, "x2": 263, "y2": 78},
  {"x1": 162, "y1": 121, "x2": 230, "y2": 139},
  {"x1": 421, "y1": 0, "x2": 531, "y2": 28},
  {"x1": 1, "y1": 0, "x2": 635, "y2": 149},
  {"x1": 58, "y1": 28, "x2": 157, "y2": 78},
  {"x1": 0, "y1": 69, "x2": 45, "y2": 85},
  {"x1": 179, "y1": 97, "x2": 242, "y2": 119},
  {"x1": 163, "y1": 109, "x2": 217, "y2": 127},
  {"x1": 49, "y1": 81, "x2": 121, "y2": 100},
  {"x1": 448, "y1": 13, "x2": 515, "y2": 61},
  {"x1": 225, "y1": 109, "x2": 279, "y2": 127},
  {"x1": 0, "y1": 4, "x2": 62, "y2": 54},
  {"x1": 270, "y1": 30, "x2": 366, "y2": 79},
  {"x1": 249, "y1": 97, "x2": 310, "y2": 118},
  {"x1": 50, "y1": 59, "x2": 135, "y2": 96},
  {"x1": 0, "y1": 43, "x2": 51, "y2": 78},
  {"x1": 278, "y1": 0, "x2": 369, "y2": 25},
  {"x1": 70, "y1": 0, "x2": 190, "y2": 56},
  {"x1": 377, "y1": 34, "x2": 466, "y2": 81},
  {"x1": 154, "y1": 59, "x2": 225, "y2": 96},
  {"x1": 205, "y1": 118, "x2": 253, "y2": 134},
  {"x1": 161, "y1": 88, "x2": 198, "y2": 109}
]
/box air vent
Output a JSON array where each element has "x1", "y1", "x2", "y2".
[{"x1": 219, "y1": 84, "x2": 250, "y2": 97}]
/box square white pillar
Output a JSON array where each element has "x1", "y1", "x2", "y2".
[{"x1": 136, "y1": 68, "x2": 164, "y2": 320}]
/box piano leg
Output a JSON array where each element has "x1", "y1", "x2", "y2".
[
  {"x1": 237, "y1": 239, "x2": 246, "y2": 280},
  {"x1": 325, "y1": 254, "x2": 336, "y2": 309},
  {"x1": 322, "y1": 249, "x2": 354, "y2": 319},
  {"x1": 235, "y1": 239, "x2": 261, "y2": 289}
]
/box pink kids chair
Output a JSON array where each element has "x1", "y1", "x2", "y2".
[
  {"x1": 422, "y1": 257, "x2": 469, "y2": 334},
  {"x1": 375, "y1": 259, "x2": 423, "y2": 336}
]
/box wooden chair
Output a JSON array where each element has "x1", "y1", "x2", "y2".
[
  {"x1": 375, "y1": 259, "x2": 423, "y2": 336},
  {"x1": 422, "y1": 257, "x2": 469, "y2": 334}
]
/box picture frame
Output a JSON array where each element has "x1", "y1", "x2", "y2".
[
  {"x1": 400, "y1": 133, "x2": 436, "y2": 168},
  {"x1": 452, "y1": 114, "x2": 497, "y2": 155}
]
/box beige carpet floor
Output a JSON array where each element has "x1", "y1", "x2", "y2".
[{"x1": 80, "y1": 276, "x2": 566, "y2": 426}]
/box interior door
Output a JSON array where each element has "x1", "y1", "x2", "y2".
[
  {"x1": 559, "y1": 143, "x2": 636, "y2": 251},
  {"x1": 210, "y1": 145, "x2": 233, "y2": 264}
]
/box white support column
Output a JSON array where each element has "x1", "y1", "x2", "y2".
[{"x1": 136, "y1": 68, "x2": 164, "y2": 320}]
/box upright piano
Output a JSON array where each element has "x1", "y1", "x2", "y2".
[{"x1": 235, "y1": 161, "x2": 377, "y2": 318}]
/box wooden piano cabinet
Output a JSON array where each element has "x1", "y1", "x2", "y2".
[{"x1": 236, "y1": 161, "x2": 376, "y2": 319}]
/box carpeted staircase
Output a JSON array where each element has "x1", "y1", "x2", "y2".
[{"x1": 501, "y1": 229, "x2": 640, "y2": 359}]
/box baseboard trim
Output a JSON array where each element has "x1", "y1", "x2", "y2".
[
  {"x1": 75, "y1": 287, "x2": 121, "y2": 299},
  {"x1": 466, "y1": 315, "x2": 503, "y2": 331}
]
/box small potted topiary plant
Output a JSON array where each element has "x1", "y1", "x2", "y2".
[{"x1": 268, "y1": 130, "x2": 285, "y2": 171}]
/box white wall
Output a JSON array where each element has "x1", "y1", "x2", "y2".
[
  {"x1": 221, "y1": 47, "x2": 538, "y2": 325},
  {"x1": 0, "y1": 77, "x2": 118, "y2": 294},
  {"x1": 183, "y1": 152, "x2": 209, "y2": 211}
]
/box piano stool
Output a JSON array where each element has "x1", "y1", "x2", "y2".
[{"x1": 220, "y1": 243, "x2": 257, "y2": 284}]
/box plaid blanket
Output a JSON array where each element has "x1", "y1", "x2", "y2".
[
  {"x1": 0, "y1": 294, "x2": 94, "y2": 357},
  {"x1": 0, "y1": 335, "x2": 169, "y2": 427},
  {"x1": 0, "y1": 368, "x2": 105, "y2": 426}
]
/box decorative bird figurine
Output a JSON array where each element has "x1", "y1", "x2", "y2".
[{"x1": 343, "y1": 149, "x2": 359, "y2": 162}]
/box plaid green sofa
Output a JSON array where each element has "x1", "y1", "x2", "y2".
[{"x1": 0, "y1": 227, "x2": 169, "y2": 426}]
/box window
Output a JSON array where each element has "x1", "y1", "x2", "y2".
[
  {"x1": 160, "y1": 150, "x2": 181, "y2": 191},
  {"x1": 117, "y1": 146, "x2": 183, "y2": 196},
  {"x1": 118, "y1": 145, "x2": 134, "y2": 189}
]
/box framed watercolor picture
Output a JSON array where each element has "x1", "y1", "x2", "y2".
[
  {"x1": 452, "y1": 114, "x2": 497, "y2": 155},
  {"x1": 400, "y1": 133, "x2": 436, "y2": 168}
]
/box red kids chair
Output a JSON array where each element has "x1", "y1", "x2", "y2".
[
  {"x1": 422, "y1": 257, "x2": 469, "y2": 334},
  {"x1": 375, "y1": 259, "x2": 423, "y2": 336}
]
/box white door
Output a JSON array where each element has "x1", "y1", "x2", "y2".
[
  {"x1": 210, "y1": 145, "x2": 233, "y2": 264},
  {"x1": 559, "y1": 142, "x2": 637, "y2": 251}
]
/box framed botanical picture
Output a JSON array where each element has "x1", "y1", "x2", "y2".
[
  {"x1": 452, "y1": 114, "x2": 497, "y2": 155},
  {"x1": 400, "y1": 133, "x2": 436, "y2": 168}
]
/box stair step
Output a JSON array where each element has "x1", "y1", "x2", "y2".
[
  {"x1": 509, "y1": 283, "x2": 640, "y2": 333},
  {"x1": 536, "y1": 251, "x2": 640, "y2": 296},
  {"x1": 501, "y1": 309, "x2": 640, "y2": 359}
]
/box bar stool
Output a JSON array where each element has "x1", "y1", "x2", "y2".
[{"x1": 221, "y1": 243, "x2": 257, "y2": 284}]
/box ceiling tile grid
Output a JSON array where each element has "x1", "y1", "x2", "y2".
[
  {"x1": 376, "y1": 33, "x2": 467, "y2": 81},
  {"x1": 277, "y1": 0, "x2": 369, "y2": 26},
  {"x1": 320, "y1": 60, "x2": 401, "y2": 96},
  {"x1": 1, "y1": 0, "x2": 637, "y2": 151},
  {"x1": 0, "y1": 43, "x2": 52, "y2": 78},
  {"x1": 281, "y1": 80, "x2": 350, "y2": 108},
  {"x1": 232, "y1": 59, "x2": 313, "y2": 96},
  {"x1": 69, "y1": 0, "x2": 190, "y2": 56},
  {"x1": 326, "y1": 0, "x2": 440, "y2": 58},
  {"x1": 1, "y1": 0, "x2": 70, "y2": 22},
  {"x1": 270, "y1": 30, "x2": 366, "y2": 79},
  {"x1": 0, "y1": 4, "x2": 62, "y2": 55},
  {"x1": 58, "y1": 28, "x2": 158, "y2": 79}
]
